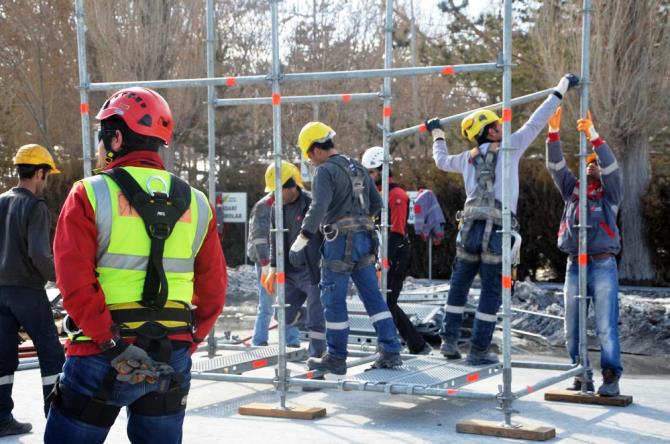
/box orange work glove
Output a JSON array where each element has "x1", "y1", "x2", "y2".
[
  {"x1": 261, "y1": 267, "x2": 276, "y2": 296},
  {"x1": 577, "y1": 111, "x2": 599, "y2": 142},
  {"x1": 548, "y1": 106, "x2": 561, "y2": 133}
]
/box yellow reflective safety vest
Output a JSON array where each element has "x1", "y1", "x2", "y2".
[{"x1": 73, "y1": 166, "x2": 211, "y2": 340}]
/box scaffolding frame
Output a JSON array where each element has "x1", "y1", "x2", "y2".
[{"x1": 73, "y1": 0, "x2": 594, "y2": 432}]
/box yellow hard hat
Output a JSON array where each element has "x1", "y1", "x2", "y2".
[
  {"x1": 297, "y1": 121, "x2": 335, "y2": 158},
  {"x1": 461, "y1": 109, "x2": 502, "y2": 142},
  {"x1": 13, "y1": 144, "x2": 61, "y2": 174},
  {"x1": 265, "y1": 161, "x2": 304, "y2": 192}
]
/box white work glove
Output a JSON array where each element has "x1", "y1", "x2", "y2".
[
  {"x1": 554, "y1": 73, "x2": 579, "y2": 96},
  {"x1": 289, "y1": 235, "x2": 309, "y2": 267}
]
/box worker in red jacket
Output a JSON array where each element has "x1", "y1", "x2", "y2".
[
  {"x1": 361, "y1": 146, "x2": 431, "y2": 355},
  {"x1": 44, "y1": 87, "x2": 227, "y2": 443}
]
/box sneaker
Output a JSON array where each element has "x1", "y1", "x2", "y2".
[
  {"x1": 440, "y1": 339, "x2": 462, "y2": 360},
  {"x1": 414, "y1": 343, "x2": 433, "y2": 355},
  {"x1": 287, "y1": 343, "x2": 301, "y2": 349},
  {"x1": 466, "y1": 346, "x2": 499, "y2": 366},
  {"x1": 370, "y1": 350, "x2": 403, "y2": 370},
  {"x1": 307, "y1": 353, "x2": 347, "y2": 375},
  {"x1": 597, "y1": 369, "x2": 620, "y2": 397},
  {"x1": 301, "y1": 375, "x2": 324, "y2": 392},
  {"x1": 0, "y1": 416, "x2": 32, "y2": 437},
  {"x1": 566, "y1": 377, "x2": 595, "y2": 392}
]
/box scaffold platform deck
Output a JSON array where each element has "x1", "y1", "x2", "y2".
[{"x1": 192, "y1": 346, "x2": 308, "y2": 375}]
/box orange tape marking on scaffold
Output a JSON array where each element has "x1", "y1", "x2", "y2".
[
  {"x1": 502, "y1": 108, "x2": 512, "y2": 122},
  {"x1": 441, "y1": 65, "x2": 455, "y2": 76}
]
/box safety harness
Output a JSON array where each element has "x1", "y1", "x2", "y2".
[
  {"x1": 320, "y1": 156, "x2": 377, "y2": 273},
  {"x1": 456, "y1": 144, "x2": 518, "y2": 263},
  {"x1": 53, "y1": 167, "x2": 194, "y2": 426}
]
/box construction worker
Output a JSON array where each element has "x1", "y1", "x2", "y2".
[
  {"x1": 545, "y1": 108, "x2": 623, "y2": 396},
  {"x1": 424, "y1": 73, "x2": 579, "y2": 365},
  {"x1": 0, "y1": 144, "x2": 65, "y2": 437},
  {"x1": 44, "y1": 87, "x2": 227, "y2": 443},
  {"x1": 262, "y1": 162, "x2": 326, "y2": 361},
  {"x1": 361, "y1": 147, "x2": 431, "y2": 355},
  {"x1": 247, "y1": 165, "x2": 302, "y2": 348},
  {"x1": 294, "y1": 122, "x2": 402, "y2": 375}
]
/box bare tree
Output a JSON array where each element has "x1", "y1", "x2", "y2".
[{"x1": 532, "y1": 0, "x2": 670, "y2": 281}]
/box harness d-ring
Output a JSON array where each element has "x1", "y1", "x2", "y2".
[{"x1": 146, "y1": 175, "x2": 169, "y2": 197}]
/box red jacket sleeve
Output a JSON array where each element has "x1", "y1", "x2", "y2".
[
  {"x1": 389, "y1": 187, "x2": 409, "y2": 236},
  {"x1": 191, "y1": 204, "x2": 227, "y2": 342},
  {"x1": 55, "y1": 182, "x2": 115, "y2": 344}
]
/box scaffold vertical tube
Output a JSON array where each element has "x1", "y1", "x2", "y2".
[
  {"x1": 270, "y1": 0, "x2": 288, "y2": 409},
  {"x1": 578, "y1": 0, "x2": 593, "y2": 393},
  {"x1": 380, "y1": 0, "x2": 394, "y2": 302},
  {"x1": 500, "y1": 0, "x2": 514, "y2": 427},
  {"x1": 74, "y1": 0, "x2": 92, "y2": 178}
]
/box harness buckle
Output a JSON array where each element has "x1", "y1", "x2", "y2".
[{"x1": 149, "y1": 222, "x2": 171, "y2": 240}]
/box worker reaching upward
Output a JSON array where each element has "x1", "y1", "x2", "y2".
[
  {"x1": 293, "y1": 122, "x2": 402, "y2": 375},
  {"x1": 424, "y1": 73, "x2": 579, "y2": 365},
  {"x1": 44, "y1": 87, "x2": 227, "y2": 443}
]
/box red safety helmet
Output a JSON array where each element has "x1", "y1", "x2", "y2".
[{"x1": 96, "y1": 87, "x2": 173, "y2": 145}]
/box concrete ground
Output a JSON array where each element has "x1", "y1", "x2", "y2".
[{"x1": 4, "y1": 351, "x2": 670, "y2": 444}]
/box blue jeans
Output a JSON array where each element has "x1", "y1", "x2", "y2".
[
  {"x1": 251, "y1": 263, "x2": 300, "y2": 346},
  {"x1": 564, "y1": 255, "x2": 623, "y2": 378},
  {"x1": 440, "y1": 221, "x2": 503, "y2": 351},
  {"x1": 44, "y1": 347, "x2": 191, "y2": 444},
  {"x1": 320, "y1": 230, "x2": 401, "y2": 359}
]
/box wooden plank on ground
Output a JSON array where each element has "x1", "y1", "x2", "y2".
[
  {"x1": 238, "y1": 402, "x2": 326, "y2": 420},
  {"x1": 544, "y1": 389, "x2": 632, "y2": 407},
  {"x1": 457, "y1": 419, "x2": 555, "y2": 441}
]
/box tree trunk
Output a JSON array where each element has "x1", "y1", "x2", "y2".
[{"x1": 618, "y1": 134, "x2": 654, "y2": 282}]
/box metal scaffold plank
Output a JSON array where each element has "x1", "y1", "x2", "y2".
[{"x1": 192, "y1": 346, "x2": 307, "y2": 374}]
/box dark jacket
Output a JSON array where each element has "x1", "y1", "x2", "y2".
[
  {"x1": 545, "y1": 137, "x2": 623, "y2": 256},
  {"x1": 270, "y1": 189, "x2": 321, "y2": 284},
  {"x1": 0, "y1": 187, "x2": 55, "y2": 288}
]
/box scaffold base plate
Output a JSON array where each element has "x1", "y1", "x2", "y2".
[
  {"x1": 456, "y1": 419, "x2": 556, "y2": 441},
  {"x1": 544, "y1": 389, "x2": 633, "y2": 407},
  {"x1": 238, "y1": 402, "x2": 326, "y2": 420}
]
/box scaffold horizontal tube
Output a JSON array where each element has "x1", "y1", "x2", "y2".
[
  {"x1": 389, "y1": 87, "x2": 554, "y2": 140},
  {"x1": 87, "y1": 75, "x2": 269, "y2": 92},
  {"x1": 282, "y1": 63, "x2": 498, "y2": 82},
  {"x1": 512, "y1": 366, "x2": 584, "y2": 399},
  {"x1": 215, "y1": 92, "x2": 380, "y2": 107},
  {"x1": 511, "y1": 361, "x2": 578, "y2": 371}
]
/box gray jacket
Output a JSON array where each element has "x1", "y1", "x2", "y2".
[
  {"x1": 246, "y1": 193, "x2": 274, "y2": 265},
  {"x1": 301, "y1": 154, "x2": 382, "y2": 236},
  {"x1": 0, "y1": 187, "x2": 55, "y2": 288},
  {"x1": 433, "y1": 94, "x2": 561, "y2": 213},
  {"x1": 545, "y1": 138, "x2": 622, "y2": 256}
]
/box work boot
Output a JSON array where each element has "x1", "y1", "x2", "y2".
[
  {"x1": 307, "y1": 353, "x2": 347, "y2": 375},
  {"x1": 414, "y1": 343, "x2": 433, "y2": 355},
  {"x1": 0, "y1": 416, "x2": 32, "y2": 437},
  {"x1": 440, "y1": 339, "x2": 462, "y2": 360},
  {"x1": 466, "y1": 346, "x2": 499, "y2": 366},
  {"x1": 369, "y1": 350, "x2": 403, "y2": 370},
  {"x1": 597, "y1": 369, "x2": 620, "y2": 397},
  {"x1": 566, "y1": 376, "x2": 594, "y2": 392},
  {"x1": 301, "y1": 375, "x2": 324, "y2": 392}
]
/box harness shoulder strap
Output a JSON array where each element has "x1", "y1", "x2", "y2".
[{"x1": 102, "y1": 167, "x2": 192, "y2": 309}]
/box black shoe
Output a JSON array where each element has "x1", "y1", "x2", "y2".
[
  {"x1": 440, "y1": 340, "x2": 462, "y2": 360},
  {"x1": 307, "y1": 353, "x2": 347, "y2": 375},
  {"x1": 466, "y1": 347, "x2": 499, "y2": 366},
  {"x1": 301, "y1": 375, "x2": 324, "y2": 392},
  {"x1": 566, "y1": 377, "x2": 595, "y2": 392},
  {"x1": 414, "y1": 343, "x2": 433, "y2": 355},
  {"x1": 597, "y1": 369, "x2": 620, "y2": 397},
  {"x1": 0, "y1": 416, "x2": 32, "y2": 437},
  {"x1": 287, "y1": 343, "x2": 301, "y2": 349},
  {"x1": 370, "y1": 350, "x2": 403, "y2": 370}
]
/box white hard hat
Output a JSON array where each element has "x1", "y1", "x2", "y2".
[{"x1": 361, "y1": 146, "x2": 384, "y2": 169}]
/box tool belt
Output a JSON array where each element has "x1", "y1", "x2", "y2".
[{"x1": 320, "y1": 215, "x2": 376, "y2": 273}]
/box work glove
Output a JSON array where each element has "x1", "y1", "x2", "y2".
[
  {"x1": 110, "y1": 344, "x2": 158, "y2": 384},
  {"x1": 554, "y1": 73, "x2": 579, "y2": 96},
  {"x1": 576, "y1": 111, "x2": 600, "y2": 142},
  {"x1": 289, "y1": 235, "x2": 309, "y2": 267},
  {"x1": 262, "y1": 267, "x2": 276, "y2": 295},
  {"x1": 424, "y1": 118, "x2": 445, "y2": 141},
  {"x1": 548, "y1": 106, "x2": 562, "y2": 133}
]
